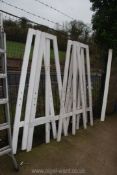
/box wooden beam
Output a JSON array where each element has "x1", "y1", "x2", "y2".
[{"x1": 101, "y1": 49, "x2": 113, "y2": 121}]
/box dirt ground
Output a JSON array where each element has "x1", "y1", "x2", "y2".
[{"x1": 0, "y1": 115, "x2": 117, "y2": 175}]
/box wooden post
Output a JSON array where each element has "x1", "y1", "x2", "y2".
[
  {"x1": 12, "y1": 29, "x2": 36, "y2": 154},
  {"x1": 101, "y1": 49, "x2": 113, "y2": 121}
]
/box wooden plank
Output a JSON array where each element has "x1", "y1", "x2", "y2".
[
  {"x1": 18, "y1": 107, "x2": 90, "y2": 128},
  {"x1": 26, "y1": 33, "x2": 62, "y2": 151},
  {"x1": 57, "y1": 41, "x2": 72, "y2": 142},
  {"x1": 47, "y1": 40, "x2": 57, "y2": 140},
  {"x1": 45, "y1": 37, "x2": 51, "y2": 144},
  {"x1": 76, "y1": 80, "x2": 81, "y2": 130},
  {"x1": 65, "y1": 57, "x2": 73, "y2": 134},
  {"x1": 12, "y1": 29, "x2": 36, "y2": 154},
  {"x1": 72, "y1": 43, "x2": 77, "y2": 135},
  {"x1": 53, "y1": 36, "x2": 62, "y2": 98},
  {"x1": 86, "y1": 46, "x2": 93, "y2": 125},
  {"x1": 22, "y1": 31, "x2": 41, "y2": 150},
  {"x1": 76, "y1": 42, "x2": 87, "y2": 129},
  {"x1": 101, "y1": 49, "x2": 113, "y2": 121},
  {"x1": 29, "y1": 108, "x2": 87, "y2": 127},
  {"x1": 26, "y1": 33, "x2": 45, "y2": 151},
  {"x1": 80, "y1": 48, "x2": 87, "y2": 123}
]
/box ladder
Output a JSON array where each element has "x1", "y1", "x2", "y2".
[{"x1": 0, "y1": 13, "x2": 18, "y2": 170}]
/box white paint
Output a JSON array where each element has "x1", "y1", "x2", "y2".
[
  {"x1": 85, "y1": 46, "x2": 93, "y2": 125},
  {"x1": 22, "y1": 32, "x2": 45, "y2": 151},
  {"x1": 12, "y1": 28, "x2": 93, "y2": 153},
  {"x1": 26, "y1": 33, "x2": 62, "y2": 151},
  {"x1": 57, "y1": 41, "x2": 94, "y2": 142},
  {"x1": 12, "y1": 29, "x2": 36, "y2": 154},
  {"x1": 101, "y1": 49, "x2": 113, "y2": 121}
]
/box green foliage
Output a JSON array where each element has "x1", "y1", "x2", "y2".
[
  {"x1": 63, "y1": 20, "x2": 91, "y2": 43},
  {"x1": 6, "y1": 41, "x2": 25, "y2": 59},
  {"x1": 6, "y1": 40, "x2": 65, "y2": 62},
  {"x1": 4, "y1": 18, "x2": 68, "y2": 51},
  {"x1": 4, "y1": 19, "x2": 28, "y2": 43},
  {"x1": 4, "y1": 17, "x2": 91, "y2": 51},
  {"x1": 90, "y1": 0, "x2": 117, "y2": 50}
]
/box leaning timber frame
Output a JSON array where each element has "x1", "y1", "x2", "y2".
[
  {"x1": 57, "y1": 41, "x2": 93, "y2": 141},
  {"x1": 12, "y1": 28, "x2": 93, "y2": 153}
]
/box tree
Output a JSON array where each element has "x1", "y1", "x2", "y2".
[
  {"x1": 90, "y1": 0, "x2": 117, "y2": 50},
  {"x1": 63, "y1": 20, "x2": 91, "y2": 43},
  {"x1": 19, "y1": 17, "x2": 29, "y2": 28}
]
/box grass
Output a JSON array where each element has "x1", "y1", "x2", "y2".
[
  {"x1": 6, "y1": 41, "x2": 65, "y2": 62},
  {"x1": 6, "y1": 41, "x2": 25, "y2": 59}
]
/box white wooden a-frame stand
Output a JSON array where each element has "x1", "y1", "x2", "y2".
[
  {"x1": 23, "y1": 33, "x2": 62, "y2": 152},
  {"x1": 13, "y1": 29, "x2": 63, "y2": 153},
  {"x1": 13, "y1": 29, "x2": 93, "y2": 153},
  {"x1": 12, "y1": 29, "x2": 40, "y2": 154},
  {"x1": 57, "y1": 41, "x2": 93, "y2": 142}
]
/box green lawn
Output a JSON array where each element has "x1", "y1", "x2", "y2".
[{"x1": 6, "y1": 41, "x2": 65, "y2": 62}]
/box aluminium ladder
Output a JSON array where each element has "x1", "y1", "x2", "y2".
[{"x1": 0, "y1": 13, "x2": 18, "y2": 170}]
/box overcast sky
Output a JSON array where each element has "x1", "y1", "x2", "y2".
[{"x1": 0, "y1": 0, "x2": 93, "y2": 28}]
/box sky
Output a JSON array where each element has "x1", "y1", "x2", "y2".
[{"x1": 0, "y1": 0, "x2": 93, "y2": 28}]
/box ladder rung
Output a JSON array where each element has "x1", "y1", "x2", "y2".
[
  {"x1": 0, "y1": 98, "x2": 8, "y2": 104},
  {"x1": 0, "y1": 48, "x2": 5, "y2": 54},
  {"x1": 0, "y1": 123, "x2": 9, "y2": 130},
  {"x1": 0, "y1": 146, "x2": 11, "y2": 156},
  {"x1": 0, "y1": 73, "x2": 6, "y2": 78}
]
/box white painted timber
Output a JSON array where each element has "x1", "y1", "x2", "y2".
[
  {"x1": 12, "y1": 29, "x2": 36, "y2": 154},
  {"x1": 25, "y1": 33, "x2": 46, "y2": 151},
  {"x1": 72, "y1": 43, "x2": 77, "y2": 135},
  {"x1": 57, "y1": 41, "x2": 92, "y2": 141},
  {"x1": 22, "y1": 30, "x2": 42, "y2": 150},
  {"x1": 12, "y1": 30, "x2": 93, "y2": 153},
  {"x1": 85, "y1": 46, "x2": 93, "y2": 125},
  {"x1": 101, "y1": 49, "x2": 113, "y2": 121},
  {"x1": 76, "y1": 42, "x2": 87, "y2": 129},
  {"x1": 57, "y1": 41, "x2": 72, "y2": 141},
  {"x1": 26, "y1": 33, "x2": 62, "y2": 151}
]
